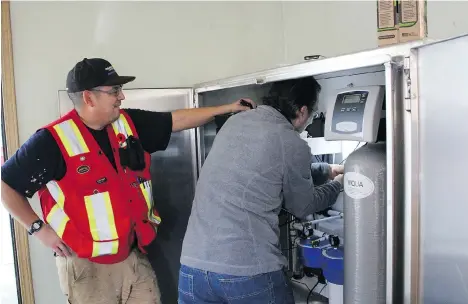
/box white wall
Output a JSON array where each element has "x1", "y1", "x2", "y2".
[{"x1": 8, "y1": 1, "x2": 468, "y2": 304}]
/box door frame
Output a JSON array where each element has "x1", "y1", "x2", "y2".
[{"x1": 1, "y1": 2, "x2": 35, "y2": 303}]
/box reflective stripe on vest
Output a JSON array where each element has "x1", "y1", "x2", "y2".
[
  {"x1": 84, "y1": 191, "x2": 119, "y2": 257},
  {"x1": 46, "y1": 204, "x2": 69, "y2": 238},
  {"x1": 53, "y1": 120, "x2": 90, "y2": 157},
  {"x1": 92, "y1": 240, "x2": 119, "y2": 257},
  {"x1": 46, "y1": 181, "x2": 65, "y2": 208},
  {"x1": 111, "y1": 114, "x2": 133, "y2": 137},
  {"x1": 140, "y1": 181, "x2": 161, "y2": 224},
  {"x1": 84, "y1": 192, "x2": 118, "y2": 241},
  {"x1": 46, "y1": 181, "x2": 68, "y2": 237}
]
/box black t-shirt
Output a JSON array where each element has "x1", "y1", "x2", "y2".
[{"x1": 1, "y1": 108, "x2": 173, "y2": 198}]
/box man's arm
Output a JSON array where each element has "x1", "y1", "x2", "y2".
[
  {"x1": 171, "y1": 98, "x2": 256, "y2": 132},
  {"x1": 125, "y1": 98, "x2": 256, "y2": 154},
  {"x1": 1, "y1": 181, "x2": 40, "y2": 228},
  {"x1": 282, "y1": 136, "x2": 343, "y2": 219},
  {"x1": 0, "y1": 129, "x2": 71, "y2": 256},
  {"x1": 1, "y1": 181, "x2": 71, "y2": 256},
  {"x1": 311, "y1": 162, "x2": 344, "y2": 186},
  {"x1": 311, "y1": 162, "x2": 331, "y2": 186}
]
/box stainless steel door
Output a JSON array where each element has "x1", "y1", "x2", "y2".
[
  {"x1": 411, "y1": 34, "x2": 468, "y2": 304},
  {"x1": 58, "y1": 88, "x2": 197, "y2": 303}
]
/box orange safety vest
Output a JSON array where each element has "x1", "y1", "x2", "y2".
[{"x1": 37, "y1": 109, "x2": 161, "y2": 264}]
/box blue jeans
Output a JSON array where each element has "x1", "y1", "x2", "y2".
[{"x1": 178, "y1": 265, "x2": 295, "y2": 304}]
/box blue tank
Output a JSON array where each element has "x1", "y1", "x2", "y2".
[
  {"x1": 298, "y1": 237, "x2": 331, "y2": 269},
  {"x1": 321, "y1": 245, "x2": 344, "y2": 285}
]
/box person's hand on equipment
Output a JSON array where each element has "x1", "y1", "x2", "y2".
[
  {"x1": 329, "y1": 164, "x2": 344, "y2": 180},
  {"x1": 334, "y1": 174, "x2": 344, "y2": 185},
  {"x1": 229, "y1": 98, "x2": 257, "y2": 113}
]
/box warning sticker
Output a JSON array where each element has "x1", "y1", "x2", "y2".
[{"x1": 344, "y1": 172, "x2": 375, "y2": 199}]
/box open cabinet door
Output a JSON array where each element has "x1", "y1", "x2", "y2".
[
  {"x1": 410, "y1": 34, "x2": 468, "y2": 304},
  {"x1": 58, "y1": 88, "x2": 198, "y2": 303}
]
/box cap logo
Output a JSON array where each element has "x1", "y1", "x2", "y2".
[{"x1": 105, "y1": 65, "x2": 116, "y2": 76}]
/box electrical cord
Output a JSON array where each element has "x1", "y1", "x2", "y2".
[
  {"x1": 291, "y1": 279, "x2": 311, "y2": 292},
  {"x1": 338, "y1": 141, "x2": 365, "y2": 192},
  {"x1": 339, "y1": 141, "x2": 364, "y2": 165},
  {"x1": 318, "y1": 284, "x2": 327, "y2": 295},
  {"x1": 314, "y1": 155, "x2": 323, "y2": 163},
  {"x1": 306, "y1": 281, "x2": 320, "y2": 304}
]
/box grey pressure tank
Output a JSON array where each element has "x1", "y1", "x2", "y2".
[{"x1": 343, "y1": 142, "x2": 386, "y2": 304}]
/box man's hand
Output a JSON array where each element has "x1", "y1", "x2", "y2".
[
  {"x1": 171, "y1": 98, "x2": 257, "y2": 132},
  {"x1": 334, "y1": 174, "x2": 344, "y2": 185},
  {"x1": 35, "y1": 225, "x2": 72, "y2": 257},
  {"x1": 228, "y1": 98, "x2": 257, "y2": 113},
  {"x1": 329, "y1": 164, "x2": 344, "y2": 180}
]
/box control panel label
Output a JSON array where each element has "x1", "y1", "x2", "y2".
[{"x1": 344, "y1": 172, "x2": 375, "y2": 199}]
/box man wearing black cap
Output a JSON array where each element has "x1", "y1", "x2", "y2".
[{"x1": 0, "y1": 58, "x2": 255, "y2": 303}]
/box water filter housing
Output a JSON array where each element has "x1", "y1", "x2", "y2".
[{"x1": 343, "y1": 142, "x2": 387, "y2": 304}]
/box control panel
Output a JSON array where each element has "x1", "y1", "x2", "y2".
[{"x1": 324, "y1": 85, "x2": 385, "y2": 142}]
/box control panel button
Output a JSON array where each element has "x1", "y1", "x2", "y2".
[{"x1": 336, "y1": 121, "x2": 358, "y2": 132}]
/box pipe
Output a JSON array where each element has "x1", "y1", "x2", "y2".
[
  {"x1": 327, "y1": 210, "x2": 343, "y2": 217},
  {"x1": 294, "y1": 213, "x2": 344, "y2": 230},
  {"x1": 312, "y1": 229, "x2": 327, "y2": 238},
  {"x1": 306, "y1": 215, "x2": 342, "y2": 225}
]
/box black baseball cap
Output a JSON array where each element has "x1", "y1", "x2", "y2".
[{"x1": 66, "y1": 58, "x2": 135, "y2": 93}]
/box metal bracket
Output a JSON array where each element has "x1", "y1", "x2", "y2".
[{"x1": 403, "y1": 56, "x2": 412, "y2": 112}]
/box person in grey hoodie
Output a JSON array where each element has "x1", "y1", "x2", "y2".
[{"x1": 178, "y1": 76, "x2": 344, "y2": 304}]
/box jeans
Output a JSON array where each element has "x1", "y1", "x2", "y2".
[{"x1": 178, "y1": 264, "x2": 295, "y2": 304}]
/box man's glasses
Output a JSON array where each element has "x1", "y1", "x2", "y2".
[{"x1": 91, "y1": 85, "x2": 122, "y2": 97}]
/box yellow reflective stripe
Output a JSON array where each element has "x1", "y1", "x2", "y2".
[
  {"x1": 111, "y1": 120, "x2": 120, "y2": 136},
  {"x1": 46, "y1": 181, "x2": 65, "y2": 209},
  {"x1": 46, "y1": 204, "x2": 69, "y2": 238},
  {"x1": 152, "y1": 210, "x2": 161, "y2": 224},
  {"x1": 92, "y1": 240, "x2": 119, "y2": 257},
  {"x1": 53, "y1": 124, "x2": 73, "y2": 157},
  {"x1": 70, "y1": 120, "x2": 89, "y2": 153},
  {"x1": 84, "y1": 192, "x2": 118, "y2": 241},
  {"x1": 119, "y1": 114, "x2": 133, "y2": 137},
  {"x1": 140, "y1": 183, "x2": 151, "y2": 211},
  {"x1": 53, "y1": 120, "x2": 89, "y2": 156},
  {"x1": 111, "y1": 114, "x2": 133, "y2": 137},
  {"x1": 140, "y1": 181, "x2": 161, "y2": 224}
]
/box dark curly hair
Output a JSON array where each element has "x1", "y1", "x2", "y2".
[{"x1": 262, "y1": 76, "x2": 321, "y2": 121}]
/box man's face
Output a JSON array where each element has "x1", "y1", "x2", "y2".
[{"x1": 88, "y1": 85, "x2": 125, "y2": 125}]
